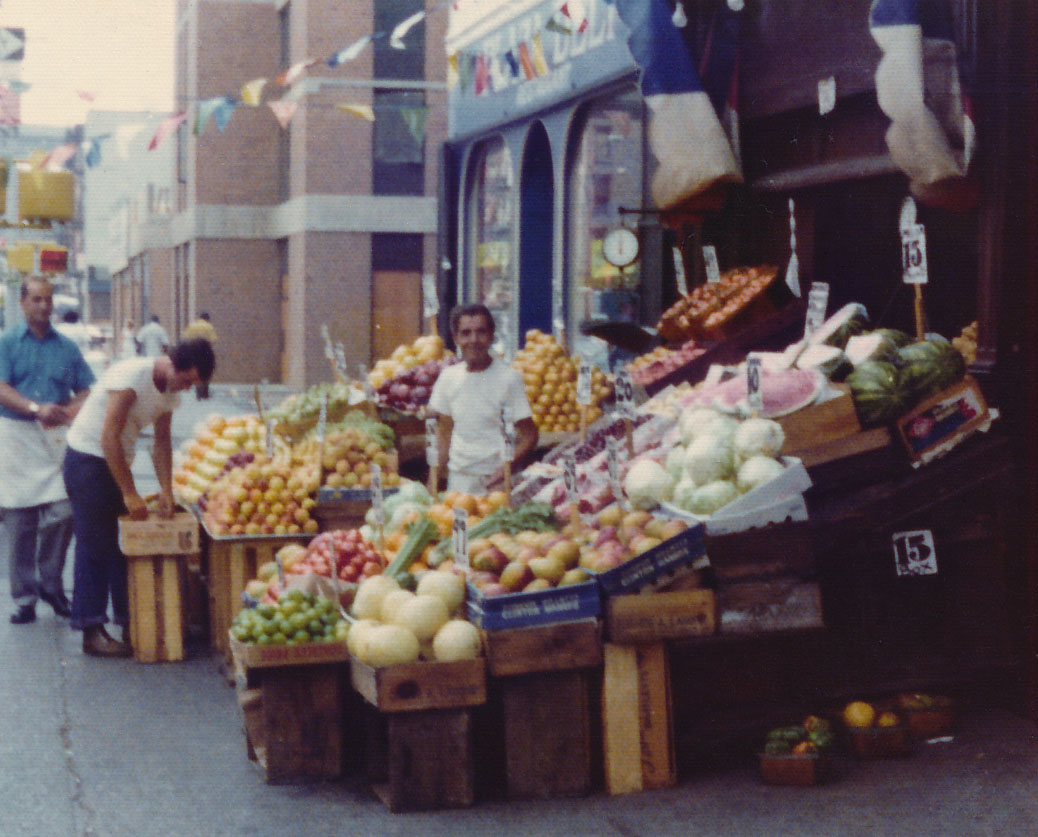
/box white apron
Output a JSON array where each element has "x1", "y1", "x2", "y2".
[{"x1": 0, "y1": 416, "x2": 69, "y2": 508}]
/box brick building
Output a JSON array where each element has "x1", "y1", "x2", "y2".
[{"x1": 137, "y1": 0, "x2": 446, "y2": 384}]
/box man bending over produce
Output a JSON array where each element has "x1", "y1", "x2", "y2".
[{"x1": 428, "y1": 304, "x2": 537, "y2": 494}]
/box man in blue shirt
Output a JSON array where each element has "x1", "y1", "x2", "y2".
[{"x1": 0, "y1": 276, "x2": 94, "y2": 625}]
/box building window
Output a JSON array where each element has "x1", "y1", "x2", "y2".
[
  {"x1": 565, "y1": 88, "x2": 645, "y2": 356},
  {"x1": 372, "y1": 0, "x2": 425, "y2": 196},
  {"x1": 466, "y1": 137, "x2": 515, "y2": 336}
]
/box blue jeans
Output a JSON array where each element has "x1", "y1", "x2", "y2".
[{"x1": 63, "y1": 447, "x2": 129, "y2": 631}]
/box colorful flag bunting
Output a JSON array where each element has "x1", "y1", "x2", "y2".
[
  {"x1": 76, "y1": 90, "x2": 96, "y2": 103},
  {"x1": 40, "y1": 143, "x2": 78, "y2": 170},
  {"x1": 457, "y1": 53, "x2": 474, "y2": 91},
  {"x1": 530, "y1": 34, "x2": 550, "y2": 76},
  {"x1": 447, "y1": 52, "x2": 459, "y2": 88},
  {"x1": 5, "y1": 79, "x2": 31, "y2": 94},
  {"x1": 147, "y1": 112, "x2": 187, "y2": 151},
  {"x1": 504, "y1": 50, "x2": 521, "y2": 79},
  {"x1": 336, "y1": 103, "x2": 375, "y2": 121},
  {"x1": 474, "y1": 54, "x2": 489, "y2": 95},
  {"x1": 390, "y1": 11, "x2": 426, "y2": 49},
  {"x1": 240, "y1": 78, "x2": 267, "y2": 106},
  {"x1": 84, "y1": 136, "x2": 107, "y2": 168},
  {"x1": 268, "y1": 99, "x2": 299, "y2": 129},
  {"x1": 328, "y1": 35, "x2": 372, "y2": 67},
  {"x1": 195, "y1": 96, "x2": 232, "y2": 135},
  {"x1": 518, "y1": 42, "x2": 538, "y2": 79},
  {"x1": 399, "y1": 106, "x2": 428, "y2": 146},
  {"x1": 274, "y1": 57, "x2": 321, "y2": 87}
]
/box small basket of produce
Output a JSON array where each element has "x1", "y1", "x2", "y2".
[
  {"x1": 897, "y1": 693, "x2": 955, "y2": 740},
  {"x1": 759, "y1": 715, "x2": 837, "y2": 785},
  {"x1": 841, "y1": 700, "x2": 912, "y2": 758}
]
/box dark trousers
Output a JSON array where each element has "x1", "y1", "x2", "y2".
[{"x1": 63, "y1": 447, "x2": 129, "y2": 630}]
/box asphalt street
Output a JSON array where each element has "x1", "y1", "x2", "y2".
[{"x1": 1, "y1": 386, "x2": 1036, "y2": 835}]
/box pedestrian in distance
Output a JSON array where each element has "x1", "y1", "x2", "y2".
[
  {"x1": 62, "y1": 338, "x2": 215, "y2": 657},
  {"x1": 0, "y1": 276, "x2": 95, "y2": 625},
  {"x1": 181, "y1": 311, "x2": 217, "y2": 399},
  {"x1": 136, "y1": 314, "x2": 170, "y2": 358}
]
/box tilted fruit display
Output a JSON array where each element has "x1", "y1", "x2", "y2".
[
  {"x1": 657, "y1": 265, "x2": 778, "y2": 342},
  {"x1": 291, "y1": 413, "x2": 400, "y2": 490},
  {"x1": 626, "y1": 340, "x2": 707, "y2": 387},
  {"x1": 368, "y1": 334, "x2": 452, "y2": 391},
  {"x1": 266, "y1": 381, "x2": 354, "y2": 443},
  {"x1": 231, "y1": 589, "x2": 347, "y2": 645},
  {"x1": 173, "y1": 414, "x2": 268, "y2": 505},
  {"x1": 512, "y1": 330, "x2": 612, "y2": 433},
  {"x1": 199, "y1": 454, "x2": 320, "y2": 536},
  {"x1": 375, "y1": 357, "x2": 458, "y2": 414}
]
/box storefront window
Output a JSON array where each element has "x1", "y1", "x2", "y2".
[
  {"x1": 566, "y1": 89, "x2": 644, "y2": 363},
  {"x1": 468, "y1": 138, "x2": 516, "y2": 346}
]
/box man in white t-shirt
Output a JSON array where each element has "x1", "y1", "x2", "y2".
[
  {"x1": 135, "y1": 314, "x2": 169, "y2": 357},
  {"x1": 427, "y1": 304, "x2": 538, "y2": 494},
  {"x1": 62, "y1": 338, "x2": 215, "y2": 657}
]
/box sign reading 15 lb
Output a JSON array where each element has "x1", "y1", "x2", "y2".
[{"x1": 892, "y1": 529, "x2": 938, "y2": 577}]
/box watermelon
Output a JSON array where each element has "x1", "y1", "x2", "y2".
[
  {"x1": 897, "y1": 340, "x2": 966, "y2": 405},
  {"x1": 809, "y1": 303, "x2": 870, "y2": 350},
  {"x1": 872, "y1": 328, "x2": 913, "y2": 348},
  {"x1": 845, "y1": 333, "x2": 902, "y2": 368},
  {"x1": 847, "y1": 361, "x2": 904, "y2": 426}
]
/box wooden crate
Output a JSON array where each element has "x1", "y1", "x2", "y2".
[
  {"x1": 602, "y1": 643, "x2": 675, "y2": 795},
  {"x1": 605, "y1": 589, "x2": 716, "y2": 643},
  {"x1": 204, "y1": 533, "x2": 309, "y2": 664},
  {"x1": 372, "y1": 708, "x2": 476, "y2": 812},
  {"x1": 351, "y1": 657, "x2": 486, "y2": 712},
  {"x1": 237, "y1": 663, "x2": 348, "y2": 783},
  {"x1": 483, "y1": 618, "x2": 601, "y2": 677},
  {"x1": 483, "y1": 620, "x2": 602, "y2": 800},
  {"x1": 118, "y1": 511, "x2": 200, "y2": 557},
  {"x1": 126, "y1": 553, "x2": 187, "y2": 663}
]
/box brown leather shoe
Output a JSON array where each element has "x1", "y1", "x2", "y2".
[{"x1": 82, "y1": 626, "x2": 132, "y2": 658}]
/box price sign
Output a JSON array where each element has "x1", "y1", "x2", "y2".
[
  {"x1": 275, "y1": 555, "x2": 287, "y2": 589},
  {"x1": 804, "y1": 282, "x2": 830, "y2": 339},
  {"x1": 425, "y1": 417, "x2": 438, "y2": 466},
  {"x1": 673, "y1": 247, "x2": 688, "y2": 296},
  {"x1": 422, "y1": 272, "x2": 439, "y2": 319},
  {"x1": 606, "y1": 437, "x2": 625, "y2": 506},
  {"x1": 702, "y1": 245, "x2": 721, "y2": 285},
  {"x1": 264, "y1": 418, "x2": 275, "y2": 459},
  {"x1": 452, "y1": 507, "x2": 469, "y2": 569},
  {"x1": 371, "y1": 463, "x2": 385, "y2": 527},
  {"x1": 334, "y1": 342, "x2": 347, "y2": 379},
  {"x1": 746, "y1": 354, "x2": 763, "y2": 414},
  {"x1": 577, "y1": 358, "x2": 593, "y2": 405},
  {"x1": 901, "y1": 224, "x2": 929, "y2": 285},
  {"x1": 500, "y1": 408, "x2": 515, "y2": 461},
  {"x1": 563, "y1": 453, "x2": 578, "y2": 501},
  {"x1": 892, "y1": 529, "x2": 938, "y2": 577},
  {"x1": 818, "y1": 76, "x2": 836, "y2": 115},
  {"x1": 317, "y1": 392, "x2": 328, "y2": 443},
  {"x1": 615, "y1": 368, "x2": 635, "y2": 419}
]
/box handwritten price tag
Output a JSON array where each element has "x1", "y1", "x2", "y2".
[
  {"x1": 425, "y1": 417, "x2": 438, "y2": 466},
  {"x1": 563, "y1": 453, "x2": 578, "y2": 501},
  {"x1": 577, "y1": 359, "x2": 593, "y2": 405},
  {"x1": 673, "y1": 247, "x2": 688, "y2": 296},
  {"x1": 606, "y1": 437, "x2": 625, "y2": 508},
  {"x1": 500, "y1": 408, "x2": 515, "y2": 460},
  {"x1": 746, "y1": 354, "x2": 763, "y2": 415},
  {"x1": 703, "y1": 245, "x2": 721, "y2": 284},
  {"x1": 804, "y1": 282, "x2": 830, "y2": 340},
  {"x1": 615, "y1": 368, "x2": 635, "y2": 419},
  {"x1": 901, "y1": 224, "x2": 929, "y2": 285},
  {"x1": 317, "y1": 392, "x2": 328, "y2": 443},
  {"x1": 265, "y1": 418, "x2": 275, "y2": 459},
  {"x1": 452, "y1": 508, "x2": 469, "y2": 569}
]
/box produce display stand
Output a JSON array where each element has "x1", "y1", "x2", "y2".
[
  {"x1": 230, "y1": 635, "x2": 352, "y2": 784},
  {"x1": 199, "y1": 523, "x2": 311, "y2": 667},
  {"x1": 482, "y1": 618, "x2": 602, "y2": 800},
  {"x1": 351, "y1": 657, "x2": 486, "y2": 811},
  {"x1": 118, "y1": 512, "x2": 200, "y2": 663}
]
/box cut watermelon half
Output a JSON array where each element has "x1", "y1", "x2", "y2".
[{"x1": 712, "y1": 368, "x2": 825, "y2": 418}]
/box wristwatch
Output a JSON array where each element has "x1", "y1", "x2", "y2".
[{"x1": 27, "y1": 401, "x2": 41, "y2": 418}]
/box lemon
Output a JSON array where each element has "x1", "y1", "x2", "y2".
[{"x1": 842, "y1": 700, "x2": 876, "y2": 728}]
